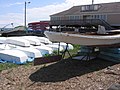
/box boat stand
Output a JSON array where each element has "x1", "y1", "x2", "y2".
[
  {"x1": 58, "y1": 43, "x2": 97, "y2": 60},
  {"x1": 72, "y1": 46, "x2": 97, "y2": 61},
  {"x1": 58, "y1": 42, "x2": 72, "y2": 59}
]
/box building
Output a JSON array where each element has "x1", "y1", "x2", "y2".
[{"x1": 50, "y1": 2, "x2": 120, "y2": 29}]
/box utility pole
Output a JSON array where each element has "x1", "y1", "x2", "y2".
[
  {"x1": 24, "y1": 1, "x2": 30, "y2": 34},
  {"x1": 92, "y1": 0, "x2": 94, "y2": 5}
]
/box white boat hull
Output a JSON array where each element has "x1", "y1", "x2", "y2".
[
  {"x1": 44, "y1": 31, "x2": 120, "y2": 46},
  {"x1": 51, "y1": 42, "x2": 74, "y2": 50},
  {"x1": 6, "y1": 37, "x2": 30, "y2": 47},
  {"x1": 14, "y1": 46, "x2": 42, "y2": 58},
  {"x1": 21, "y1": 36, "x2": 41, "y2": 46},
  {"x1": 0, "y1": 50, "x2": 28, "y2": 64},
  {"x1": 45, "y1": 44, "x2": 64, "y2": 51},
  {"x1": 31, "y1": 45, "x2": 53, "y2": 56}
]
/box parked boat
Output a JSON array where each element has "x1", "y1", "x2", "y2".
[
  {"x1": 0, "y1": 43, "x2": 43, "y2": 61},
  {"x1": 0, "y1": 44, "x2": 15, "y2": 50},
  {"x1": 51, "y1": 42, "x2": 74, "y2": 50},
  {"x1": 0, "y1": 37, "x2": 7, "y2": 44},
  {"x1": 5, "y1": 37, "x2": 30, "y2": 47},
  {"x1": 35, "y1": 37, "x2": 52, "y2": 44},
  {"x1": 45, "y1": 44, "x2": 64, "y2": 51},
  {"x1": 21, "y1": 36, "x2": 42, "y2": 46},
  {"x1": 31, "y1": 45, "x2": 53, "y2": 56},
  {"x1": 14, "y1": 46, "x2": 42, "y2": 61},
  {"x1": 44, "y1": 30, "x2": 120, "y2": 46},
  {"x1": 0, "y1": 50, "x2": 28, "y2": 64},
  {"x1": 21, "y1": 36, "x2": 52, "y2": 44},
  {"x1": 0, "y1": 26, "x2": 24, "y2": 34},
  {"x1": 0, "y1": 36, "x2": 69, "y2": 64}
]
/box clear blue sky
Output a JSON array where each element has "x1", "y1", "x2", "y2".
[{"x1": 0, "y1": 0, "x2": 118, "y2": 28}]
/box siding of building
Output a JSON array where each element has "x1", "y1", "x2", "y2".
[{"x1": 50, "y1": 2, "x2": 120, "y2": 27}]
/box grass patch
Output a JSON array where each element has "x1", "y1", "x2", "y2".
[
  {"x1": 0, "y1": 63, "x2": 18, "y2": 72},
  {"x1": 0, "y1": 62, "x2": 33, "y2": 72},
  {"x1": 0, "y1": 45, "x2": 80, "y2": 71}
]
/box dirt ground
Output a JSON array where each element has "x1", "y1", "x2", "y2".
[{"x1": 0, "y1": 58, "x2": 120, "y2": 90}]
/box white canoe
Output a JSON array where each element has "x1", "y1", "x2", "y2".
[
  {"x1": 14, "y1": 46, "x2": 42, "y2": 59},
  {"x1": 0, "y1": 50, "x2": 28, "y2": 64},
  {"x1": 5, "y1": 37, "x2": 30, "y2": 47},
  {"x1": 31, "y1": 45, "x2": 53, "y2": 56},
  {"x1": 0, "y1": 37, "x2": 7, "y2": 44},
  {"x1": 0, "y1": 43, "x2": 42, "y2": 60},
  {"x1": 35, "y1": 37, "x2": 52, "y2": 44},
  {"x1": 44, "y1": 31, "x2": 120, "y2": 46},
  {"x1": 21, "y1": 36, "x2": 41, "y2": 46},
  {"x1": 0, "y1": 44, "x2": 16, "y2": 50},
  {"x1": 21, "y1": 36, "x2": 52, "y2": 44},
  {"x1": 45, "y1": 44, "x2": 64, "y2": 51},
  {"x1": 51, "y1": 42, "x2": 74, "y2": 50}
]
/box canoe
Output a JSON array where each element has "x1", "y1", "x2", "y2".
[
  {"x1": 0, "y1": 44, "x2": 50, "y2": 62},
  {"x1": 51, "y1": 42, "x2": 74, "y2": 50},
  {"x1": 45, "y1": 44, "x2": 64, "y2": 51},
  {"x1": 21, "y1": 36, "x2": 52, "y2": 44},
  {"x1": 5, "y1": 37, "x2": 30, "y2": 47},
  {"x1": 0, "y1": 37, "x2": 7, "y2": 44},
  {"x1": 31, "y1": 45, "x2": 53, "y2": 56},
  {"x1": 0, "y1": 44, "x2": 16, "y2": 50},
  {"x1": 99, "y1": 48, "x2": 120, "y2": 54},
  {"x1": 98, "y1": 52, "x2": 120, "y2": 63},
  {"x1": 0, "y1": 43, "x2": 43, "y2": 59},
  {"x1": 0, "y1": 50, "x2": 28, "y2": 64},
  {"x1": 44, "y1": 31, "x2": 120, "y2": 46},
  {"x1": 14, "y1": 46, "x2": 42, "y2": 59},
  {"x1": 35, "y1": 37, "x2": 52, "y2": 44},
  {"x1": 21, "y1": 36, "x2": 41, "y2": 46}
]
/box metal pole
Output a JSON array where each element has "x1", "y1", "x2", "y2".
[
  {"x1": 92, "y1": 0, "x2": 94, "y2": 5},
  {"x1": 92, "y1": 0, "x2": 94, "y2": 10},
  {"x1": 24, "y1": 1, "x2": 30, "y2": 34},
  {"x1": 24, "y1": 2, "x2": 27, "y2": 32}
]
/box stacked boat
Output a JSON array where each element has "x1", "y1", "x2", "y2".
[
  {"x1": 0, "y1": 36, "x2": 74, "y2": 64},
  {"x1": 98, "y1": 47, "x2": 120, "y2": 63}
]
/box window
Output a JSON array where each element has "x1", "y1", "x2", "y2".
[
  {"x1": 96, "y1": 15, "x2": 99, "y2": 19},
  {"x1": 75, "y1": 16, "x2": 80, "y2": 20},
  {"x1": 69, "y1": 16, "x2": 74, "y2": 20},
  {"x1": 51, "y1": 16, "x2": 61, "y2": 20},
  {"x1": 91, "y1": 15, "x2": 107, "y2": 21},
  {"x1": 102, "y1": 15, "x2": 107, "y2": 21},
  {"x1": 68, "y1": 15, "x2": 80, "y2": 20},
  {"x1": 94, "y1": 5, "x2": 100, "y2": 10},
  {"x1": 81, "y1": 4, "x2": 101, "y2": 11}
]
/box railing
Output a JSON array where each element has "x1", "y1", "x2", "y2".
[
  {"x1": 50, "y1": 19, "x2": 113, "y2": 30},
  {"x1": 99, "y1": 19, "x2": 114, "y2": 30}
]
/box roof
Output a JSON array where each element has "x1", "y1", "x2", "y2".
[{"x1": 51, "y1": 2, "x2": 120, "y2": 16}]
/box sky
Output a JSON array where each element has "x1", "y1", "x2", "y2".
[{"x1": 0, "y1": 0, "x2": 119, "y2": 28}]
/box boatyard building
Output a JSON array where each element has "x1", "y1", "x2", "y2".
[{"x1": 50, "y1": 2, "x2": 120, "y2": 30}]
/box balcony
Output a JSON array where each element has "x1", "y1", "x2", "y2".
[{"x1": 50, "y1": 19, "x2": 113, "y2": 30}]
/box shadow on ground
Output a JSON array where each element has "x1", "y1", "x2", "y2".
[{"x1": 29, "y1": 58, "x2": 117, "y2": 83}]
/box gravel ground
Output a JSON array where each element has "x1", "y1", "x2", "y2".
[{"x1": 0, "y1": 58, "x2": 120, "y2": 90}]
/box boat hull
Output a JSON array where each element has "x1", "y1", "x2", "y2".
[{"x1": 44, "y1": 31, "x2": 120, "y2": 46}]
